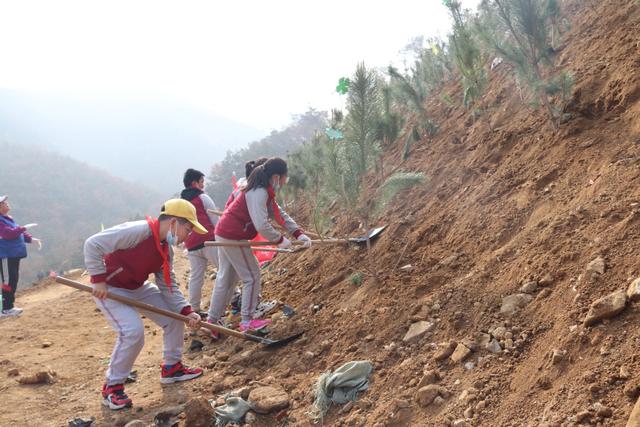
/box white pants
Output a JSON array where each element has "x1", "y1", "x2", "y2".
[
  {"x1": 207, "y1": 237, "x2": 261, "y2": 322},
  {"x1": 187, "y1": 246, "x2": 218, "y2": 311},
  {"x1": 95, "y1": 282, "x2": 185, "y2": 386}
]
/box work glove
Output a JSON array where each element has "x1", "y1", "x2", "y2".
[
  {"x1": 278, "y1": 236, "x2": 292, "y2": 249},
  {"x1": 32, "y1": 238, "x2": 43, "y2": 250},
  {"x1": 298, "y1": 234, "x2": 312, "y2": 248}
]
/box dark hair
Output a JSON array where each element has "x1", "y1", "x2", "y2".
[
  {"x1": 244, "y1": 157, "x2": 288, "y2": 192},
  {"x1": 183, "y1": 168, "x2": 205, "y2": 188},
  {"x1": 245, "y1": 157, "x2": 268, "y2": 178},
  {"x1": 158, "y1": 213, "x2": 189, "y2": 225}
]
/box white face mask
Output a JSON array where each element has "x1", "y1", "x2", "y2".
[{"x1": 166, "y1": 221, "x2": 178, "y2": 246}]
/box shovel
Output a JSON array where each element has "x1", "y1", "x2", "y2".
[
  {"x1": 205, "y1": 226, "x2": 387, "y2": 249},
  {"x1": 55, "y1": 276, "x2": 303, "y2": 348}
]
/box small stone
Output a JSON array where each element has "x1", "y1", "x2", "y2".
[
  {"x1": 245, "y1": 412, "x2": 256, "y2": 423},
  {"x1": 593, "y1": 402, "x2": 612, "y2": 418},
  {"x1": 492, "y1": 326, "x2": 507, "y2": 340},
  {"x1": 450, "y1": 344, "x2": 472, "y2": 363},
  {"x1": 364, "y1": 334, "x2": 375, "y2": 342},
  {"x1": 18, "y1": 371, "x2": 55, "y2": 384},
  {"x1": 500, "y1": 294, "x2": 532, "y2": 317},
  {"x1": 124, "y1": 421, "x2": 146, "y2": 427},
  {"x1": 537, "y1": 288, "x2": 552, "y2": 300},
  {"x1": 586, "y1": 257, "x2": 606, "y2": 275},
  {"x1": 625, "y1": 383, "x2": 640, "y2": 399},
  {"x1": 520, "y1": 281, "x2": 538, "y2": 294},
  {"x1": 434, "y1": 341, "x2": 457, "y2": 362},
  {"x1": 575, "y1": 410, "x2": 591, "y2": 423},
  {"x1": 248, "y1": 386, "x2": 290, "y2": 414},
  {"x1": 399, "y1": 264, "x2": 413, "y2": 272},
  {"x1": 464, "y1": 407, "x2": 474, "y2": 419},
  {"x1": 620, "y1": 366, "x2": 631, "y2": 380},
  {"x1": 7, "y1": 368, "x2": 19, "y2": 377},
  {"x1": 403, "y1": 321, "x2": 435, "y2": 342},
  {"x1": 417, "y1": 370, "x2": 441, "y2": 388},
  {"x1": 41, "y1": 342, "x2": 52, "y2": 348},
  {"x1": 486, "y1": 339, "x2": 502, "y2": 354},
  {"x1": 589, "y1": 384, "x2": 601, "y2": 395},
  {"x1": 627, "y1": 277, "x2": 640, "y2": 302},
  {"x1": 464, "y1": 362, "x2": 475, "y2": 370},
  {"x1": 476, "y1": 400, "x2": 486, "y2": 412},
  {"x1": 583, "y1": 290, "x2": 627, "y2": 326},
  {"x1": 432, "y1": 396, "x2": 445, "y2": 406},
  {"x1": 416, "y1": 385, "x2": 446, "y2": 407},
  {"x1": 184, "y1": 396, "x2": 214, "y2": 427},
  {"x1": 452, "y1": 419, "x2": 467, "y2": 427},
  {"x1": 551, "y1": 349, "x2": 566, "y2": 365},
  {"x1": 538, "y1": 274, "x2": 554, "y2": 287}
]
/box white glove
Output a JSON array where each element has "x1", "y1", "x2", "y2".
[
  {"x1": 278, "y1": 236, "x2": 292, "y2": 249},
  {"x1": 23, "y1": 223, "x2": 38, "y2": 229},
  {"x1": 298, "y1": 234, "x2": 312, "y2": 248},
  {"x1": 32, "y1": 238, "x2": 43, "y2": 250}
]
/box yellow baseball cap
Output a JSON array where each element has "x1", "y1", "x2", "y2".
[{"x1": 160, "y1": 199, "x2": 208, "y2": 234}]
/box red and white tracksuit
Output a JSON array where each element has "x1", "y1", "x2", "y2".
[
  {"x1": 84, "y1": 217, "x2": 193, "y2": 386},
  {"x1": 207, "y1": 186, "x2": 302, "y2": 322}
]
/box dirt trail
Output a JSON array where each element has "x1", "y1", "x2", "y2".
[{"x1": 0, "y1": 258, "x2": 210, "y2": 427}]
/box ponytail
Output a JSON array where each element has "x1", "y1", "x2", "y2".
[
  {"x1": 244, "y1": 157, "x2": 287, "y2": 192},
  {"x1": 244, "y1": 157, "x2": 268, "y2": 179}
]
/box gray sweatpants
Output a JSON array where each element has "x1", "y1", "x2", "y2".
[
  {"x1": 187, "y1": 246, "x2": 218, "y2": 311},
  {"x1": 94, "y1": 282, "x2": 185, "y2": 386},
  {"x1": 207, "y1": 236, "x2": 261, "y2": 322}
]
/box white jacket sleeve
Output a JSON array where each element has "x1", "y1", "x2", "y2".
[
  {"x1": 246, "y1": 188, "x2": 282, "y2": 242},
  {"x1": 200, "y1": 194, "x2": 219, "y2": 228}
]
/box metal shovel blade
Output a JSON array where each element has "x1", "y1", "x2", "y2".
[
  {"x1": 348, "y1": 225, "x2": 387, "y2": 244},
  {"x1": 245, "y1": 330, "x2": 305, "y2": 348}
]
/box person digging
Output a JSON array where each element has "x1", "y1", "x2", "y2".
[{"x1": 84, "y1": 199, "x2": 205, "y2": 410}]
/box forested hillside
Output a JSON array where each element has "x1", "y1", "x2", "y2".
[{"x1": 0, "y1": 141, "x2": 161, "y2": 284}]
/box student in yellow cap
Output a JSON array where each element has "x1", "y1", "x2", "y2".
[{"x1": 83, "y1": 199, "x2": 206, "y2": 410}]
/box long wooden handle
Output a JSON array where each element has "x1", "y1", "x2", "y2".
[
  {"x1": 55, "y1": 276, "x2": 264, "y2": 343},
  {"x1": 205, "y1": 239, "x2": 348, "y2": 248}
]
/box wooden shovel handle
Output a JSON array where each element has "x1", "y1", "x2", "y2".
[
  {"x1": 207, "y1": 209, "x2": 322, "y2": 239},
  {"x1": 205, "y1": 239, "x2": 348, "y2": 248},
  {"x1": 54, "y1": 276, "x2": 264, "y2": 343}
]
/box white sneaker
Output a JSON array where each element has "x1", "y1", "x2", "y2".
[{"x1": 2, "y1": 307, "x2": 23, "y2": 317}]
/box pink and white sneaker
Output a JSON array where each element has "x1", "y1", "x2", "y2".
[{"x1": 239, "y1": 318, "x2": 271, "y2": 332}]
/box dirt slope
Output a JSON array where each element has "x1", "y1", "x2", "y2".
[{"x1": 2, "y1": 0, "x2": 640, "y2": 426}]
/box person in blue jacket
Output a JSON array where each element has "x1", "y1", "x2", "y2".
[{"x1": 0, "y1": 195, "x2": 37, "y2": 317}]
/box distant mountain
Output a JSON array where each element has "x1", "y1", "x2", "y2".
[
  {"x1": 0, "y1": 141, "x2": 163, "y2": 286},
  {"x1": 0, "y1": 89, "x2": 265, "y2": 194}
]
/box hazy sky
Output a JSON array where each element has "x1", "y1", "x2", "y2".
[{"x1": 0, "y1": 0, "x2": 480, "y2": 133}]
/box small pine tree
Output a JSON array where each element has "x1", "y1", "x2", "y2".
[
  {"x1": 443, "y1": 0, "x2": 487, "y2": 107},
  {"x1": 476, "y1": 0, "x2": 572, "y2": 128}
]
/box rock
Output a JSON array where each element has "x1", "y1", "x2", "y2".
[
  {"x1": 628, "y1": 396, "x2": 640, "y2": 426},
  {"x1": 153, "y1": 405, "x2": 185, "y2": 425},
  {"x1": 476, "y1": 400, "x2": 486, "y2": 412},
  {"x1": 67, "y1": 417, "x2": 96, "y2": 427},
  {"x1": 248, "y1": 386, "x2": 290, "y2": 414},
  {"x1": 18, "y1": 370, "x2": 56, "y2": 384},
  {"x1": 539, "y1": 274, "x2": 554, "y2": 287},
  {"x1": 462, "y1": 333, "x2": 490, "y2": 352},
  {"x1": 520, "y1": 281, "x2": 538, "y2": 294},
  {"x1": 452, "y1": 420, "x2": 467, "y2": 427},
  {"x1": 576, "y1": 410, "x2": 591, "y2": 423},
  {"x1": 432, "y1": 396, "x2": 445, "y2": 406},
  {"x1": 245, "y1": 412, "x2": 257, "y2": 423},
  {"x1": 485, "y1": 339, "x2": 502, "y2": 354},
  {"x1": 491, "y1": 326, "x2": 507, "y2": 340},
  {"x1": 551, "y1": 349, "x2": 566, "y2": 365},
  {"x1": 403, "y1": 321, "x2": 435, "y2": 342},
  {"x1": 620, "y1": 366, "x2": 631, "y2": 380},
  {"x1": 537, "y1": 288, "x2": 552, "y2": 300},
  {"x1": 459, "y1": 388, "x2": 478, "y2": 403},
  {"x1": 434, "y1": 341, "x2": 457, "y2": 362},
  {"x1": 464, "y1": 406, "x2": 474, "y2": 419},
  {"x1": 450, "y1": 344, "x2": 472, "y2": 363},
  {"x1": 416, "y1": 384, "x2": 446, "y2": 407},
  {"x1": 626, "y1": 384, "x2": 640, "y2": 400},
  {"x1": 124, "y1": 421, "x2": 146, "y2": 427},
  {"x1": 584, "y1": 290, "x2": 627, "y2": 326},
  {"x1": 41, "y1": 341, "x2": 52, "y2": 348},
  {"x1": 184, "y1": 397, "x2": 214, "y2": 427},
  {"x1": 587, "y1": 257, "x2": 606, "y2": 275},
  {"x1": 627, "y1": 278, "x2": 640, "y2": 302},
  {"x1": 593, "y1": 402, "x2": 612, "y2": 418},
  {"x1": 464, "y1": 362, "x2": 475, "y2": 370},
  {"x1": 417, "y1": 370, "x2": 441, "y2": 388},
  {"x1": 7, "y1": 368, "x2": 19, "y2": 377},
  {"x1": 500, "y1": 294, "x2": 532, "y2": 317}
]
